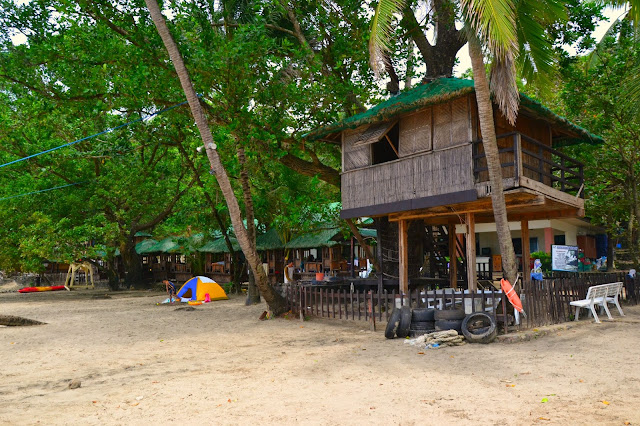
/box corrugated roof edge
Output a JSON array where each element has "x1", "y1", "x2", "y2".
[{"x1": 304, "y1": 77, "x2": 603, "y2": 146}]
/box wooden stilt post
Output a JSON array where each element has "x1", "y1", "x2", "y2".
[
  {"x1": 466, "y1": 213, "x2": 477, "y2": 291},
  {"x1": 399, "y1": 219, "x2": 409, "y2": 301},
  {"x1": 448, "y1": 223, "x2": 457, "y2": 289},
  {"x1": 521, "y1": 219, "x2": 530, "y2": 289}
]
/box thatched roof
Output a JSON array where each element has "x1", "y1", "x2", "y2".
[
  {"x1": 198, "y1": 237, "x2": 240, "y2": 253},
  {"x1": 286, "y1": 229, "x2": 341, "y2": 249},
  {"x1": 256, "y1": 228, "x2": 284, "y2": 251},
  {"x1": 304, "y1": 77, "x2": 602, "y2": 146},
  {"x1": 135, "y1": 239, "x2": 158, "y2": 255}
]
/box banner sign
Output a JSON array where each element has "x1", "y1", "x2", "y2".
[{"x1": 551, "y1": 245, "x2": 579, "y2": 272}]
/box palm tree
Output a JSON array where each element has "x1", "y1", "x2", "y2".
[
  {"x1": 370, "y1": 0, "x2": 565, "y2": 286},
  {"x1": 143, "y1": 0, "x2": 288, "y2": 315}
]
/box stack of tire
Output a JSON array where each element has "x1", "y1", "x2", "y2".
[
  {"x1": 409, "y1": 308, "x2": 435, "y2": 337},
  {"x1": 385, "y1": 306, "x2": 435, "y2": 339},
  {"x1": 386, "y1": 307, "x2": 497, "y2": 344},
  {"x1": 434, "y1": 308, "x2": 465, "y2": 333}
]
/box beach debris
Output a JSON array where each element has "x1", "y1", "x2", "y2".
[
  {"x1": 0, "y1": 315, "x2": 45, "y2": 326},
  {"x1": 405, "y1": 330, "x2": 465, "y2": 348},
  {"x1": 541, "y1": 398, "x2": 548, "y2": 403},
  {"x1": 68, "y1": 379, "x2": 81, "y2": 389}
]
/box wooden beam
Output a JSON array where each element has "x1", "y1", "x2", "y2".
[
  {"x1": 448, "y1": 224, "x2": 457, "y2": 289},
  {"x1": 389, "y1": 196, "x2": 545, "y2": 222},
  {"x1": 399, "y1": 219, "x2": 409, "y2": 296},
  {"x1": 519, "y1": 176, "x2": 584, "y2": 208},
  {"x1": 521, "y1": 219, "x2": 530, "y2": 289},
  {"x1": 465, "y1": 213, "x2": 477, "y2": 291},
  {"x1": 508, "y1": 208, "x2": 584, "y2": 222}
]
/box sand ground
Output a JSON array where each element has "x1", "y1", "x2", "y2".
[{"x1": 1, "y1": 289, "x2": 639, "y2": 425}]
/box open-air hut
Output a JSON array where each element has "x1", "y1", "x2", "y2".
[
  {"x1": 305, "y1": 77, "x2": 600, "y2": 294},
  {"x1": 256, "y1": 228, "x2": 285, "y2": 284},
  {"x1": 285, "y1": 227, "x2": 377, "y2": 278},
  {"x1": 198, "y1": 237, "x2": 239, "y2": 283}
]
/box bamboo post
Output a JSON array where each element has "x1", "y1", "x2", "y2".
[
  {"x1": 399, "y1": 219, "x2": 409, "y2": 303},
  {"x1": 521, "y1": 219, "x2": 531, "y2": 290},
  {"x1": 465, "y1": 213, "x2": 477, "y2": 291},
  {"x1": 448, "y1": 223, "x2": 457, "y2": 289}
]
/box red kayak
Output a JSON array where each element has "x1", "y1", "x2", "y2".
[{"x1": 18, "y1": 285, "x2": 67, "y2": 293}]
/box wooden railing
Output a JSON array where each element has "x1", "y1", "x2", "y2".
[
  {"x1": 283, "y1": 273, "x2": 638, "y2": 332},
  {"x1": 473, "y1": 132, "x2": 584, "y2": 198},
  {"x1": 283, "y1": 284, "x2": 511, "y2": 334}
]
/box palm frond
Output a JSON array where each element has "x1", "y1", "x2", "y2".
[
  {"x1": 514, "y1": 0, "x2": 565, "y2": 88},
  {"x1": 459, "y1": 0, "x2": 518, "y2": 60},
  {"x1": 490, "y1": 54, "x2": 520, "y2": 124},
  {"x1": 369, "y1": 0, "x2": 406, "y2": 76}
]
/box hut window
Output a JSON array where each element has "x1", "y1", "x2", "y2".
[{"x1": 372, "y1": 123, "x2": 400, "y2": 165}]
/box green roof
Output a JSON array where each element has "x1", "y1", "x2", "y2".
[
  {"x1": 358, "y1": 228, "x2": 377, "y2": 238},
  {"x1": 305, "y1": 77, "x2": 603, "y2": 146},
  {"x1": 286, "y1": 228, "x2": 341, "y2": 249},
  {"x1": 136, "y1": 239, "x2": 159, "y2": 254},
  {"x1": 150, "y1": 237, "x2": 180, "y2": 253},
  {"x1": 134, "y1": 231, "x2": 152, "y2": 237},
  {"x1": 198, "y1": 237, "x2": 240, "y2": 253},
  {"x1": 256, "y1": 228, "x2": 284, "y2": 251}
]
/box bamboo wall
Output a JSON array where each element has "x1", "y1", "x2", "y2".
[
  {"x1": 342, "y1": 144, "x2": 474, "y2": 210},
  {"x1": 341, "y1": 95, "x2": 474, "y2": 211}
]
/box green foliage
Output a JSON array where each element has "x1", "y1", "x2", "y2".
[{"x1": 531, "y1": 251, "x2": 552, "y2": 272}]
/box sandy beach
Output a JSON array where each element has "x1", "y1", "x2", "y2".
[{"x1": 1, "y1": 289, "x2": 639, "y2": 425}]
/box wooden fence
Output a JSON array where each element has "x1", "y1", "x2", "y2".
[
  {"x1": 283, "y1": 272, "x2": 639, "y2": 333},
  {"x1": 283, "y1": 285, "x2": 511, "y2": 333}
]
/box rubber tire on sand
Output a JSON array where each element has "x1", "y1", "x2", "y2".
[
  {"x1": 396, "y1": 306, "x2": 412, "y2": 338},
  {"x1": 385, "y1": 308, "x2": 402, "y2": 339},
  {"x1": 435, "y1": 319, "x2": 463, "y2": 333},
  {"x1": 410, "y1": 321, "x2": 435, "y2": 330},
  {"x1": 409, "y1": 329, "x2": 435, "y2": 338},
  {"x1": 411, "y1": 308, "x2": 435, "y2": 322},
  {"x1": 434, "y1": 309, "x2": 466, "y2": 321},
  {"x1": 461, "y1": 312, "x2": 497, "y2": 344}
]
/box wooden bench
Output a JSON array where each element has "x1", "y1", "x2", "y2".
[{"x1": 570, "y1": 282, "x2": 624, "y2": 323}]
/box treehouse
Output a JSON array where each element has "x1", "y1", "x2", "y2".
[{"x1": 306, "y1": 77, "x2": 602, "y2": 293}]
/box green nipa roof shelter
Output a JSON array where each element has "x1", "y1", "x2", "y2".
[{"x1": 305, "y1": 77, "x2": 602, "y2": 148}]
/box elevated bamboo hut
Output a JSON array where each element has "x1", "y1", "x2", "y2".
[{"x1": 306, "y1": 77, "x2": 601, "y2": 293}]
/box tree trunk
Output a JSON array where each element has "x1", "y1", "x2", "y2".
[
  {"x1": 345, "y1": 219, "x2": 380, "y2": 272},
  {"x1": 606, "y1": 232, "x2": 615, "y2": 271},
  {"x1": 106, "y1": 257, "x2": 120, "y2": 291},
  {"x1": 122, "y1": 238, "x2": 144, "y2": 289},
  {"x1": 144, "y1": 0, "x2": 288, "y2": 315},
  {"x1": 469, "y1": 38, "x2": 518, "y2": 287},
  {"x1": 237, "y1": 145, "x2": 261, "y2": 305}
]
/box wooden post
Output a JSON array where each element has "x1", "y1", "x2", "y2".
[
  {"x1": 465, "y1": 213, "x2": 477, "y2": 291},
  {"x1": 350, "y1": 237, "x2": 355, "y2": 278},
  {"x1": 448, "y1": 223, "x2": 457, "y2": 289},
  {"x1": 521, "y1": 219, "x2": 531, "y2": 289},
  {"x1": 399, "y1": 219, "x2": 409, "y2": 299},
  {"x1": 376, "y1": 218, "x2": 384, "y2": 300}
]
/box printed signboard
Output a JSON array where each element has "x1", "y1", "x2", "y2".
[{"x1": 551, "y1": 245, "x2": 579, "y2": 272}]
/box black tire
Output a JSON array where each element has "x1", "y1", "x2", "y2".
[
  {"x1": 409, "y1": 329, "x2": 435, "y2": 338},
  {"x1": 435, "y1": 319, "x2": 463, "y2": 333},
  {"x1": 461, "y1": 313, "x2": 497, "y2": 344},
  {"x1": 410, "y1": 321, "x2": 435, "y2": 330},
  {"x1": 434, "y1": 309, "x2": 465, "y2": 321},
  {"x1": 385, "y1": 308, "x2": 402, "y2": 339},
  {"x1": 411, "y1": 308, "x2": 435, "y2": 322},
  {"x1": 396, "y1": 306, "x2": 412, "y2": 338}
]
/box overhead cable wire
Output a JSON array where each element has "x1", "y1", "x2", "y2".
[
  {"x1": 0, "y1": 180, "x2": 89, "y2": 202},
  {"x1": 0, "y1": 99, "x2": 192, "y2": 170}
]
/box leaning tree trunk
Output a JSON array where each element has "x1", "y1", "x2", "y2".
[
  {"x1": 238, "y1": 145, "x2": 261, "y2": 305},
  {"x1": 144, "y1": 0, "x2": 288, "y2": 315},
  {"x1": 469, "y1": 38, "x2": 518, "y2": 287}
]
